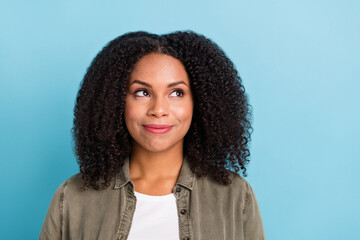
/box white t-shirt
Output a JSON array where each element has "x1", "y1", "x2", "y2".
[{"x1": 127, "y1": 190, "x2": 180, "y2": 240}]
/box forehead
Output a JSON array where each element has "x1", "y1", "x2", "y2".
[{"x1": 129, "y1": 53, "x2": 189, "y2": 84}]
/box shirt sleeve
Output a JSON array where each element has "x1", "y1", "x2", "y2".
[
  {"x1": 39, "y1": 180, "x2": 68, "y2": 240},
  {"x1": 242, "y1": 180, "x2": 266, "y2": 240}
]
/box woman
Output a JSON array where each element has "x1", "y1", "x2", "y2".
[{"x1": 40, "y1": 31, "x2": 265, "y2": 239}]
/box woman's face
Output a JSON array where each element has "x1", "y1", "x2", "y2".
[{"x1": 125, "y1": 53, "x2": 194, "y2": 153}]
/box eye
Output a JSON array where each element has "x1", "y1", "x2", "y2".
[
  {"x1": 134, "y1": 89, "x2": 150, "y2": 97},
  {"x1": 170, "y1": 89, "x2": 185, "y2": 97}
]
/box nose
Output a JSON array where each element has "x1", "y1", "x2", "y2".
[{"x1": 147, "y1": 97, "x2": 169, "y2": 118}]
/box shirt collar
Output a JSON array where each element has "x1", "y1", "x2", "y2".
[{"x1": 114, "y1": 154, "x2": 195, "y2": 190}]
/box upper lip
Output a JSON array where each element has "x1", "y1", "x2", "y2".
[{"x1": 143, "y1": 124, "x2": 173, "y2": 129}]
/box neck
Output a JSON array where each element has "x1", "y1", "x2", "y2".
[{"x1": 129, "y1": 142, "x2": 184, "y2": 181}]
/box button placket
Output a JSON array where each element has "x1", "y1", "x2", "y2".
[
  {"x1": 115, "y1": 184, "x2": 137, "y2": 240},
  {"x1": 174, "y1": 186, "x2": 191, "y2": 240}
]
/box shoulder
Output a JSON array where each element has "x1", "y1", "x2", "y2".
[
  {"x1": 196, "y1": 168, "x2": 253, "y2": 194},
  {"x1": 52, "y1": 172, "x2": 114, "y2": 203},
  {"x1": 227, "y1": 169, "x2": 252, "y2": 189},
  {"x1": 40, "y1": 173, "x2": 83, "y2": 239},
  {"x1": 192, "y1": 169, "x2": 261, "y2": 220},
  {"x1": 193, "y1": 168, "x2": 255, "y2": 211},
  {"x1": 52, "y1": 173, "x2": 83, "y2": 197},
  {"x1": 225, "y1": 170, "x2": 263, "y2": 224},
  {"x1": 62, "y1": 172, "x2": 83, "y2": 193},
  {"x1": 228, "y1": 170, "x2": 256, "y2": 200}
]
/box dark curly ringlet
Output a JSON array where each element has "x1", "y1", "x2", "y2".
[{"x1": 71, "y1": 30, "x2": 253, "y2": 190}]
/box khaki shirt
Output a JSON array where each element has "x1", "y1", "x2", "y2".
[{"x1": 40, "y1": 155, "x2": 265, "y2": 239}]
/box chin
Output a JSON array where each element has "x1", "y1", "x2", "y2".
[
  {"x1": 132, "y1": 137, "x2": 183, "y2": 153},
  {"x1": 146, "y1": 139, "x2": 183, "y2": 153},
  {"x1": 145, "y1": 143, "x2": 174, "y2": 153}
]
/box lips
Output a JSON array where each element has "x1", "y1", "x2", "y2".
[{"x1": 142, "y1": 124, "x2": 173, "y2": 134}]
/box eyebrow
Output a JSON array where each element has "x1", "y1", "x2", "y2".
[{"x1": 129, "y1": 80, "x2": 188, "y2": 88}]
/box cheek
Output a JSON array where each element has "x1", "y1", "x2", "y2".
[
  {"x1": 174, "y1": 101, "x2": 194, "y2": 122},
  {"x1": 124, "y1": 100, "x2": 141, "y2": 125},
  {"x1": 124, "y1": 101, "x2": 131, "y2": 119}
]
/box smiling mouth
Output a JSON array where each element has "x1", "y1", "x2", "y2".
[{"x1": 142, "y1": 125, "x2": 173, "y2": 134}]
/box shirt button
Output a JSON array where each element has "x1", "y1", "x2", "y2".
[
  {"x1": 176, "y1": 187, "x2": 181, "y2": 192},
  {"x1": 180, "y1": 209, "x2": 187, "y2": 214}
]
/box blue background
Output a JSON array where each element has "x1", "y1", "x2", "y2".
[{"x1": 1, "y1": 0, "x2": 359, "y2": 239}]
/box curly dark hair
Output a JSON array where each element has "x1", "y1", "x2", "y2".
[{"x1": 71, "y1": 30, "x2": 253, "y2": 190}]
